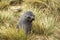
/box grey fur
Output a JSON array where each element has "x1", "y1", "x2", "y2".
[{"x1": 17, "y1": 11, "x2": 35, "y2": 34}]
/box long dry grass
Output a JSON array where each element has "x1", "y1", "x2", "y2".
[{"x1": 0, "y1": 0, "x2": 60, "y2": 40}]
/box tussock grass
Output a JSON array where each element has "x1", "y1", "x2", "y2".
[
  {"x1": 31, "y1": 9, "x2": 56, "y2": 36},
  {"x1": 0, "y1": 26, "x2": 27, "y2": 40},
  {"x1": 0, "y1": 0, "x2": 60, "y2": 40}
]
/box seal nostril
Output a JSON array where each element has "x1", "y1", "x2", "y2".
[{"x1": 32, "y1": 18, "x2": 34, "y2": 20}]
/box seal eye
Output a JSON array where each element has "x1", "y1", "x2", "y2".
[{"x1": 27, "y1": 17, "x2": 31, "y2": 19}]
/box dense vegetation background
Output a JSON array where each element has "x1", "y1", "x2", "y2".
[{"x1": 0, "y1": 0, "x2": 60, "y2": 40}]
